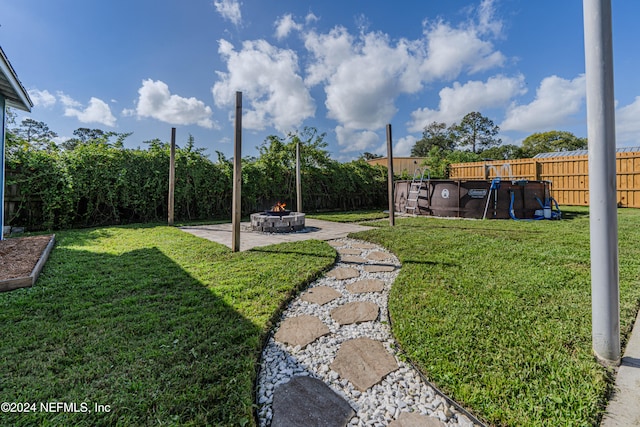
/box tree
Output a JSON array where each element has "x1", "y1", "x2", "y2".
[
  {"x1": 520, "y1": 131, "x2": 587, "y2": 157},
  {"x1": 62, "y1": 128, "x2": 132, "y2": 150},
  {"x1": 451, "y1": 112, "x2": 501, "y2": 153},
  {"x1": 411, "y1": 121, "x2": 455, "y2": 157},
  {"x1": 360, "y1": 152, "x2": 382, "y2": 160},
  {"x1": 478, "y1": 144, "x2": 526, "y2": 160},
  {"x1": 12, "y1": 118, "x2": 58, "y2": 151},
  {"x1": 258, "y1": 126, "x2": 333, "y2": 170}
]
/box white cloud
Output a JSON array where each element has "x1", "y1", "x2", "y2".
[
  {"x1": 303, "y1": 26, "x2": 356, "y2": 87},
  {"x1": 57, "y1": 91, "x2": 82, "y2": 108},
  {"x1": 64, "y1": 97, "x2": 117, "y2": 127},
  {"x1": 394, "y1": 135, "x2": 418, "y2": 157},
  {"x1": 616, "y1": 96, "x2": 640, "y2": 145},
  {"x1": 28, "y1": 89, "x2": 56, "y2": 108},
  {"x1": 305, "y1": 30, "x2": 426, "y2": 132},
  {"x1": 409, "y1": 74, "x2": 526, "y2": 132},
  {"x1": 305, "y1": 13, "x2": 319, "y2": 24},
  {"x1": 275, "y1": 14, "x2": 302, "y2": 40},
  {"x1": 335, "y1": 126, "x2": 380, "y2": 152},
  {"x1": 134, "y1": 79, "x2": 214, "y2": 128},
  {"x1": 300, "y1": 2, "x2": 505, "y2": 146},
  {"x1": 419, "y1": 19, "x2": 505, "y2": 80},
  {"x1": 501, "y1": 74, "x2": 586, "y2": 132},
  {"x1": 213, "y1": 0, "x2": 241, "y2": 26},
  {"x1": 477, "y1": 0, "x2": 503, "y2": 37},
  {"x1": 212, "y1": 39, "x2": 315, "y2": 131}
]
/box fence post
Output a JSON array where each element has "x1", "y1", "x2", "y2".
[
  {"x1": 232, "y1": 92, "x2": 242, "y2": 252},
  {"x1": 296, "y1": 141, "x2": 302, "y2": 213},
  {"x1": 168, "y1": 127, "x2": 176, "y2": 226},
  {"x1": 386, "y1": 124, "x2": 395, "y2": 226}
]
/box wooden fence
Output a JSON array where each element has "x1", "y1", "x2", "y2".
[
  {"x1": 366, "y1": 157, "x2": 426, "y2": 177},
  {"x1": 449, "y1": 151, "x2": 640, "y2": 207}
]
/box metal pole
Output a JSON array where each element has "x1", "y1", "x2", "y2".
[
  {"x1": 0, "y1": 97, "x2": 6, "y2": 240},
  {"x1": 296, "y1": 141, "x2": 302, "y2": 213},
  {"x1": 168, "y1": 127, "x2": 176, "y2": 226},
  {"x1": 386, "y1": 124, "x2": 395, "y2": 226},
  {"x1": 232, "y1": 92, "x2": 242, "y2": 252},
  {"x1": 583, "y1": 0, "x2": 620, "y2": 365}
]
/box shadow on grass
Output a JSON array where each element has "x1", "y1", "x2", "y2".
[
  {"x1": 0, "y1": 246, "x2": 258, "y2": 426},
  {"x1": 249, "y1": 241, "x2": 336, "y2": 259}
]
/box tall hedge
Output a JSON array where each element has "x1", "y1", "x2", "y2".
[{"x1": 5, "y1": 143, "x2": 387, "y2": 230}]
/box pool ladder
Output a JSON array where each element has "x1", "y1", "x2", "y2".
[{"x1": 405, "y1": 168, "x2": 429, "y2": 215}]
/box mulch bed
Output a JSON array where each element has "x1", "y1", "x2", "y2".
[{"x1": 0, "y1": 235, "x2": 54, "y2": 281}]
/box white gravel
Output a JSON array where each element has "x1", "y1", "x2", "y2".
[{"x1": 256, "y1": 238, "x2": 480, "y2": 427}]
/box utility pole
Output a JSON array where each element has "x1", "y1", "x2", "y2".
[{"x1": 583, "y1": 0, "x2": 620, "y2": 365}]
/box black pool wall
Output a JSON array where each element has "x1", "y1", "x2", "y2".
[{"x1": 394, "y1": 180, "x2": 551, "y2": 219}]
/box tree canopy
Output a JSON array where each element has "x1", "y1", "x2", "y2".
[
  {"x1": 520, "y1": 131, "x2": 587, "y2": 157},
  {"x1": 411, "y1": 121, "x2": 456, "y2": 157},
  {"x1": 451, "y1": 111, "x2": 501, "y2": 154}
]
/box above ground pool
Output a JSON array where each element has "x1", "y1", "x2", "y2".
[{"x1": 395, "y1": 179, "x2": 560, "y2": 220}]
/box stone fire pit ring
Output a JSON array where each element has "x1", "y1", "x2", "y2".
[{"x1": 251, "y1": 212, "x2": 306, "y2": 233}]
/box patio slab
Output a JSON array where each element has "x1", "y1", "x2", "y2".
[{"x1": 180, "y1": 218, "x2": 374, "y2": 251}]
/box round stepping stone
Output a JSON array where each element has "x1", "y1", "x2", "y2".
[
  {"x1": 331, "y1": 301, "x2": 379, "y2": 325},
  {"x1": 389, "y1": 411, "x2": 446, "y2": 427},
  {"x1": 301, "y1": 286, "x2": 341, "y2": 305},
  {"x1": 346, "y1": 279, "x2": 385, "y2": 293},
  {"x1": 272, "y1": 376, "x2": 355, "y2": 427},
  {"x1": 364, "y1": 264, "x2": 396, "y2": 273},
  {"x1": 327, "y1": 267, "x2": 360, "y2": 280},
  {"x1": 274, "y1": 315, "x2": 330, "y2": 348},
  {"x1": 366, "y1": 251, "x2": 393, "y2": 262},
  {"x1": 337, "y1": 248, "x2": 363, "y2": 255},
  {"x1": 330, "y1": 338, "x2": 398, "y2": 391},
  {"x1": 340, "y1": 255, "x2": 367, "y2": 264}
]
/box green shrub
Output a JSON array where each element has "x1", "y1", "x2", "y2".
[{"x1": 5, "y1": 140, "x2": 386, "y2": 230}]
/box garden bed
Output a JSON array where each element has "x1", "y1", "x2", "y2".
[{"x1": 0, "y1": 235, "x2": 55, "y2": 292}]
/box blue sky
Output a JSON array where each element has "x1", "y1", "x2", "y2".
[{"x1": 2, "y1": 0, "x2": 640, "y2": 160}]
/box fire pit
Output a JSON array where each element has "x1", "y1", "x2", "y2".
[{"x1": 250, "y1": 202, "x2": 306, "y2": 233}]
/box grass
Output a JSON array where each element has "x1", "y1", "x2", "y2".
[
  {"x1": 346, "y1": 207, "x2": 640, "y2": 426},
  {"x1": 0, "y1": 225, "x2": 335, "y2": 426},
  {"x1": 307, "y1": 209, "x2": 389, "y2": 223},
  {"x1": 3, "y1": 208, "x2": 638, "y2": 426}
]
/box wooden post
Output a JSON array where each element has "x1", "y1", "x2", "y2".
[
  {"x1": 296, "y1": 141, "x2": 302, "y2": 213},
  {"x1": 168, "y1": 127, "x2": 176, "y2": 226},
  {"x1": 386, "y1": 124, "x2": 395, "y2": 226},
  {"x1": 232, "y1": 92, "x2": 242, "y2": 252}
]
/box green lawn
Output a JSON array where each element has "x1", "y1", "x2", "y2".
[
  {"x1": 2, "y1": 208, "x2": 638, "y2": 426},
  {"x1": 307, "y1": 209, "x2": 389, "y2": 223},
  {"x1": 0, "y1": 225, "x2": 335, "y2": 426},
  {"x1": 349, "y1": 207, "x2": 640, "y2": 426}
]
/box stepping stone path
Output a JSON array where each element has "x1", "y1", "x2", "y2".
[{"x1": 257, "y1": 238, "x2": 480, "y2": 427}]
